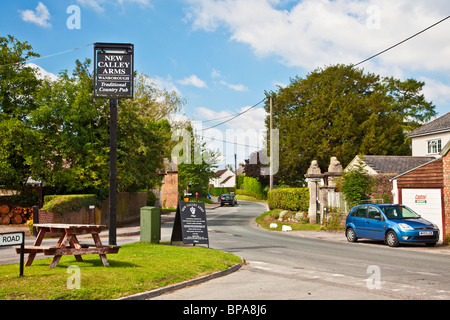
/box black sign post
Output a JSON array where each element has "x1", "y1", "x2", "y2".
[
  {"x1": 94, "y1": 43, "x2": 134, "y2": 245},
  {"x1": 171, "y1": 202, "x2": 209, "y2": 247},
  {"x1": 0, "y1": 232, "x2": 25, "y2": 276}
]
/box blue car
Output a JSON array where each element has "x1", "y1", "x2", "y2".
[{"x1": 345, "y1": 204, "x2": 439, "y2": 247}]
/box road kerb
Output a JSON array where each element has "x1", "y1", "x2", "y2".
[{"x1": 117, "y1": 257, "x2": 246, "y2": 300}]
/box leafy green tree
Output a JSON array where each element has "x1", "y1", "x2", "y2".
[
  {"x1": 175, "y1": 129, "x2": 220, "y2": 197},
  {"x1": 0, "y1": 35, "x2": 41, "y2": 121},
  {"x1": 0, "y1": 36, "x2": 42, "y2": 192},
  {"x1": 30, "y1": 59, "x2": 109, "y2": 194},
  {"x1": 339, "y1": 158, "x2": 375, "y2": 207},
  {"x1": 31, "y1": 59, "x2": 181, "y2": 194},
  {"x1": 0, "y1": 36, "x2": 185, "y2": 196},
  {"x1": 266, "y1": 64, "x2": 436, "y2": 185},
  {"x1": 0, "y1": 118, "x2": 40, "y2": 192}
]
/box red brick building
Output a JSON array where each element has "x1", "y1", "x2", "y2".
[{"x1": 159, "y1": 159, "x2": 179, "y2": 209}]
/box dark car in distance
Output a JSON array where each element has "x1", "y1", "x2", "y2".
[{"x1": 219, "y1": 194, "x2": 236, "y2": 207}]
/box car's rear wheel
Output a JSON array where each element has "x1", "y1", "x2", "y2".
[
  {"x1": 346, "y1": 227, "x2": 358, "y2": 242},
  {"x1": 385, "y1": 230, "x2": 399, "y2": 247}
]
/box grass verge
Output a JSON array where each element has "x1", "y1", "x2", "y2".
[
  {"x1": 236, "y1": 195, "x2": 267, "y2": 203},
  {"x1": 256, "y1": 209, "x2": 322, "y2": 231},
  {"x1": 0, "y1": 242, "x2": 241, "y2": 300}
]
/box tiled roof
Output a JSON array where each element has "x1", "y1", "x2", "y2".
[
  {"x1": 215, "y1": 169, "x2": 228, "y2": 176},
  {"x1": 362, "y1": 155, "x2": 435, "y2": 174},
  {"x1": 221, "y1": 175, "x2": 234, "y2": 184},
  {"x1": 407, "y1": 112, "x2": 450, "y2": 137}
]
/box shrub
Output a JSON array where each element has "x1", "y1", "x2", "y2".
[
  {"x1": 242, "y1": 176, "x2": 264, "y2": 196},
  {"x1": 235, "y1": 189, "x2": 265, "y2": 200},
  {"x1": 42, "y1": 194, "x2": 101, "y2": 215},
  {"x1": 338, "y1": 158, "x2": 375, "y2": 207},
  {"x1": 267, "y1": 188, "x2": 309, "y2": 212},
  {"x1": 209, "y1": 187, "x2": 234, "y2": 196}
]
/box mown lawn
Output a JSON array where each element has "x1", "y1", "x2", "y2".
[{"x1": 0, "y1": 242, "x2": 242, "y2": 300}]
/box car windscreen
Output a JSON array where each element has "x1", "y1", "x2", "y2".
[
  {"x1": 380, "y1": 206, "x2": 421, "y2": 219},
  {"x1": 222, "y1": 195, "x2": 232, "y2": 199}
]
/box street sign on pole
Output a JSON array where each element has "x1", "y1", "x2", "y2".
[
  {"x1": 0, "y1": 232, "x2": 25, "y2": 276},
  {"x1": 94, "y1": 43, "x2": 134, "y2": 245}
]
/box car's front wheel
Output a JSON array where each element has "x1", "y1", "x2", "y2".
[
  {"x1": 385, "y1": 230, "x2": 399, "y2": 247},
  {"x1": 346, "y1": 227, "x2": 358, "y2": 242}
]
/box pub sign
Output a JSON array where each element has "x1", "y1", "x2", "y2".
[{"x1": 94, "y1": 43, "x2": 134, "y2": 99}]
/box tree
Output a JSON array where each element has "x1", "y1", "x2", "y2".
[
  {"x1": 0, "y1": 36, "x2": 185, "y2": 196},
  {"x1": 0, "y1": 36, "x2": 42, "y2": 192},
  {"x1": 0, "y1": 35, "x2": 41, "y2": 121},
  {"x1": 30, "y1": 59, "x2": 181, "y2": 195},
  {"x1": 265, "y1": 64, "x2": 436, "y2": 185},
  {"x1": 175, "y1": 129, "x2": 220, "y2": 197},
  {"x1": 339, "y1": 158, "x2": 375, "y2": 207},
  {"x1": 244, "y1": 150, "x2": 276, "y2": 188}
]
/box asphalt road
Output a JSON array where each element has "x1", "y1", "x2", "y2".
[
  {"x1": 2, "y1": 200, "x2": 449, "y2": 301},
  {"x1": 154, "y1": 200, "x2": 450, "y2": 300}
]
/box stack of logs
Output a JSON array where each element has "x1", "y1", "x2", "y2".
[{"x1": 0, "y1": 204, "x2": 33, "y2": 225}]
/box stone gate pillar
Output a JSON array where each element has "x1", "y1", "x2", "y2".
[{"x1": 305, "y1": 160, "x2": 323, "y2": 224}]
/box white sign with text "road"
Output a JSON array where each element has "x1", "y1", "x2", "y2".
[{"x1": 0, "y1": 232, "x2": 24, "y2": 246}]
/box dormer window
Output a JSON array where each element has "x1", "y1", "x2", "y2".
[{"x1": 427, "y1": 139, "x2": 442, "y2": 154}]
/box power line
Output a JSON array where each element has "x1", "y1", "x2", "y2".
[
  {"x1": 200, "y1": 15, "x2": 450, "y2": 130},
  {"x1": 195, "y1": 15, "x2": 450, "y2": 153},
  {"x1": 352, "y1": 15, "x2": 450, "y2": 68},
  {"x1": 200, "y1": 105, "x2": 264, "y2": 123},
  {"x1": 201, "y1": 135, "x2": 261, "y2": 149},
  {"x1": 200, "y1": 97, "x2": 266, "y2": 131},
  {"x1": 0, "y1": 43, "x2": 93, "y2": 68}
]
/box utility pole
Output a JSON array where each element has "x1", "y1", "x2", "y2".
[
  {"x1": 269, "y1": 94, "x2": 273, "y2": 191},
  {"x1": 234, "y1": 153, "x2": 237, "y2": 189}
]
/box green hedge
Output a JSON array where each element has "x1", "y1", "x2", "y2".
[
  {"x1": 235, "y1": 189, "x2": 265, "y2": 200},
  {"x1": 267, "y1": 188, "x2": 309, "y2": 212},
  {"x1": 42, "y1": 194, "x2": 102, "y2": 215},
  {"x1": 242, "y1": 176, "x2": 264, "y2": 196},
  {"x1": 209, "y1": 187, "x2": 235, "y2": 196}
]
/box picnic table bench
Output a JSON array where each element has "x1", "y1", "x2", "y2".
[{"x1": 15, "y1": 223, "x2": 120, "y2": 268}]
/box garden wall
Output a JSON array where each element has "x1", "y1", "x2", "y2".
[{"x1": 39, "y1": 192, "x2": 147, "y2": 226}]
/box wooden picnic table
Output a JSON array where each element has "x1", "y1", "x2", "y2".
[{"x1": 15, "y1": 223, "x2": 120, "y2": 268}]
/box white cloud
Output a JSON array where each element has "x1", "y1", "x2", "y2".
[
  {"x1": 219, "y1": 80, "x2": 248, "y2": 92},
  {"x1": 77, "y1": 0, "x2": 105, "y2": 12},
  {"x1": 419, "y1": 76, "x2": 450, "y2": 106},
  {"x1": 19, "y1": 2, "x2": 51, "y2": 28},
  {"x1": 193, "y1": 105, "x2": 268, "y2": 166},
  {"x1": 185, "y1": 0, "x2": 450, "y2": 74},
  {"x1": 27, "y1": 63, "x2": 58, "y2": 81},
  {"x1": 211, "y1": 68, "x2": 221, "y2": 78},
  {"x1": 117, "y1": 0, "x2": 153, "y2": 6},
  {"x1": 151, "y1": 75, "x2": 181, "y2": 95},
  {"x1": 178, "y1": 74, "x2": 208, "y2": 88},
  {"x1": 77, "y1": 0, "x2": 153, "y2": 12}
]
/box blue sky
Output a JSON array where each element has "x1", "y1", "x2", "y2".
[{"x1": 2, "y1": 0, "x2": 450, "y2": 168}]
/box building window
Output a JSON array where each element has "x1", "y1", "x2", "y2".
[{"x1": 427, "y1": 139, "x2": 442, "y2": 154}]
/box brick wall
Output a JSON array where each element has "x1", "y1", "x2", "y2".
[
  {"x1": 371, "y1": 173, "x2": 396, "y2": 203},
  {"x1": 38, "y1": 192, "x2": 147, "y2": 226},
  {"x1": 39, "y1": 206, "x2": 100, "y2": 224},
  {"x1": 161, "y1": 172, "x2": 178, "y2": 209}
]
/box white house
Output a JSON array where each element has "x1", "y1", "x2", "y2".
[
  {"x1": 210, "y1": 168, "x2": 235, "y2": 188},
  {"x1": 407, "y1": 112, "x2": 450, "y2": 157}
]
